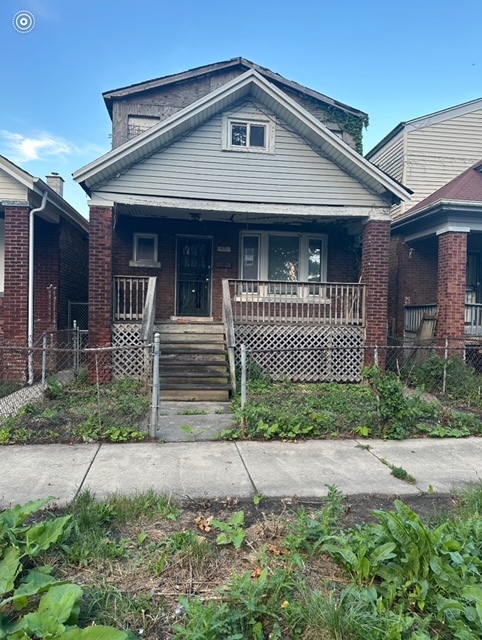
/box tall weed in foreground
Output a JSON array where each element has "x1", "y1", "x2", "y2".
[{"x1": 0, "y1": 497, "x2": 134, "y2": 639}]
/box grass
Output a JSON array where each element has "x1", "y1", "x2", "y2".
[
  {"x1": 14, "y1": 484, "x2": 482, "y2": 639},
  {"x1": 227, "y1": 372, "x2": 482, "y2": 442},
  {"x1": 0, "y1": 375, "x2": 149, "y2": 444}
]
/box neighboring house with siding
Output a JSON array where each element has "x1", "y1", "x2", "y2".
[
  {"x1": 366, "y1": 97, "x2": 482, "y2": 218},
  {"x1": 366, "y1": 98, "x2": 482, "y2": 342},
  {"x1": 74, "y1": 57, "x2": 410, "y2": 399},
  {"x1": 0, "y1": 155, "x2": 89, "y2": 382}
]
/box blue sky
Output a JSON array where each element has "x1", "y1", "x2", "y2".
[{"x1": 1, "y1": 0, "x2": 481, "y2": 216}]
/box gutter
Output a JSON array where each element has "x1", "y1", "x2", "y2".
[{"x1": 28, "y1": 191, "x2": 48, "y2": 385}]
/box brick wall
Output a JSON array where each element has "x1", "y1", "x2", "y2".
[
  {"x1": 58, "y1": 219, "x2": 89, "y2": 329},
  {"x1": 112, "y1": 217, "x2": 359, "y2": 321},
  {"x1": 388, "y1": 234, "x2": 438, "y2": 338},
  {"x1": 437, "y1": 231, "x2": 467, "y2": 338},
  {"x1": 3, "y1": 206, "x2": 30, "y2": 380},
  {"x1": 361, "y1": 220, "x2": 391, "y2": 362},
  {"x1": 89, "y1": 206, "x2": 113, "y2": 348},
  {"x1": 33, "y1": 218, "x2": 59, "y2": 338}
]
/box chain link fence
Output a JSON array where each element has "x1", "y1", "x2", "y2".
[
  {"x1": 0, "y1": 331, "x2": 155, "y2": 444},
  {"x1": 239, "y1": 337, "x2": 482, "y2": 409}
]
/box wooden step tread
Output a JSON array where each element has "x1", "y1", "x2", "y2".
[
  {"x1": 160, "y1": 359, "x2": 229, "y2": 367},
  {"x1": 160, "y1": 347, "x2": 227, "y2": 354},
  {"x1": 160, "y1": 371, "x2": 229, "y2": 378},
  {"x1": 160, "y1": 383, "x2": 232, "y2": 390}
]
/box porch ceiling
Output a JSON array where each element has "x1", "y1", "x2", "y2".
[{"x1": 113, "y1": 200, "x2": 375, "y2": 226}]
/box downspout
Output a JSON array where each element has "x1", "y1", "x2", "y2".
[{"x1": 28, "y1": 191, "x2": 48, "y2": 385}]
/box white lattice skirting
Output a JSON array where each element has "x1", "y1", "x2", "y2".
[
  {"x1": 234, "y1": 324, "x2": 365, "y2": 382},
  {"x1": 112, "y1": 324, "x2": 145, "y2": 379}
]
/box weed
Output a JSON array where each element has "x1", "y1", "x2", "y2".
[
  {"x1": 379, "y1": 457, "x2": 417, "y2": 484},
  {"x1": 211, "y1": 511, "x2": 246, "y2": 549},
  {"x1": 177, "y1": 408, "x2": 208, "y2": 415},
  {"x1": 180, "y1": 424, "x2": 206, "y2": 440},
  {"x1": 390, "y1": 465, "x2": 416, "y2": 484},
  {"x1": 253, "y1": 493, "x2": 266, "y2": 506}
]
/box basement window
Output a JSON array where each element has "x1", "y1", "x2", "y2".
[
  {"x1": 130, "y1": 233, "x2": 160, "y2": 267},
  {"x1": 222, "y1": 117, "x2": 274, "y2": 153}
]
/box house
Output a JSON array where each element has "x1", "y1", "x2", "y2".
[
  {"x1": 366, "y1": 97, "x2": 482, "y2": 218},
  {"x1": 387, "y1": 160, "x2": 482, "y2": 342},
  {"x1": 73, "y1": 58, "x2": 410, "y2": 398},
  {"x1": 366, "y1": 98, "x2": 482, "y2": 342},
  {"x1": 0, "y1": 155, "x2": 89, "y2": 382}
]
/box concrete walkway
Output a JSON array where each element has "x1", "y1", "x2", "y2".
[{"x1": 1, "y1": 436, "x2": 481, "y2": 508}]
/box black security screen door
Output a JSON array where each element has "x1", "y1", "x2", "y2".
[{"x1": 176, "y1": 237, "x2": 212, "y2": 316}]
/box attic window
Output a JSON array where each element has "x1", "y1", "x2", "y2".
[
  {"x1": 127, "y1": 115, "x2": 160, "y2": 139},
  {"x1": 222, "y1": 117, "x2": 274, "y2": 153}
]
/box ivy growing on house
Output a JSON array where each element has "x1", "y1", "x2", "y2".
[{"x1": 320, "y1": 105, "x2": 369, "y2": 154}]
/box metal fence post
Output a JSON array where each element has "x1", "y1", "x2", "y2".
[
  {"x1": 442, "y1": 337, "x2": 449, "y2": 395},
  {"x1": 41, "y1": 333, "x2": 47, "y2": 398},
  {"x1": 374, "y1": 345, "x2": 379, "y2": 367},
  {"x1": 73, "y1": 320, "x2": 79, "y2": 374},
  {"x1": 150, "y1": 333, "x2": 160, "y2": 438},
  {"x1": 241, "y1": 343, "x2": 247, "y2": 435}
]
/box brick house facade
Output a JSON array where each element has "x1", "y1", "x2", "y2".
[
  {"x1": 388, "y1": 160, "x2": 482, "y2": 343},
  {"x1": 75, "y1": 59, "x2": 410, "y2": 383},
  {"x1": 0, "y1": 156, "x2": 88, "y2": 382}
]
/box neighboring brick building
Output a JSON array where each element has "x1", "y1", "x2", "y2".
[
  {"x1": 0, "y1": 155, "x2": 88, "y2": 382},
  {"x1": 388, "y1": 160, "x2": 482, "y2": 342},
  {"x1": 74, "y1": 58, "x2": 410, "y2": 392}
]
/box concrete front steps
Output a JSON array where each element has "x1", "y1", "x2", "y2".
[{"x1": 156, "y1": 322, "x2": 232, "y2": 401}]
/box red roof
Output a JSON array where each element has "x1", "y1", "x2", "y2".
[{"x1": 396, "y1": 159, "x2": 482, "y2": 220}]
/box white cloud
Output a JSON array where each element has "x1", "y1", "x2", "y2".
[{"x1": 0, "y1": 131, "x2": 74, "y2": 163}]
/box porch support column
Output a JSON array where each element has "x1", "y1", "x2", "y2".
[
  {"x1": 3, "y1": 206, "x2": 30, "y2": 381},
  {"x1": 361, "y1": 219, "x2": 391, "y2": 368},
  {"x1": 436, "y1": 231, "x2": 467, "y2": 340},
  {"x1": 88, "y1": 205, "x2": 114, "y2": 383}
]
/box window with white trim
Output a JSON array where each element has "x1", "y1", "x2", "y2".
[
  {"x1": 240, "y1": 232, "x2": 327, "y2": 294},
  {"x1": 130, "y1": 233, "x2": 160, "y2": 267},
  {"x1": 222, "y1": 117, "x2": 274, "y2": 153}
]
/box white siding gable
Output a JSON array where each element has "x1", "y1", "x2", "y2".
[
  {"x1": 0, "y1": 168, "x2": 28, "y2": 202},
  {"x1": 96, "y1": 100, "x2": 387, "y2": 207},
  {"x1": 406, "y1": 107, "x2": 482, "y2": 208}
]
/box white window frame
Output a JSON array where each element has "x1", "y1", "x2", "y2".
[
  {"x1": 222, "y1": 116, "x2": 275, "y2": 153},
  {"x1": 239, "y1": 231, "x2": 328, "y2": 299},
  {"x1": 130, "y1": 233, "x2": 160, "y2": 268}
]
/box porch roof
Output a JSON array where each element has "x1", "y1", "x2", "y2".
[
  {"x1": 74, "y1": 70, "x2": 411, "y2": 207},
  {"x1": 393, "y1": 160, "x2": 482, "y2": 240}
]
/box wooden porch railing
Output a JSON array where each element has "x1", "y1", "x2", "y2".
[
  {"x1": 404, "y1": 304, "x2": 438, "y2": 334},
  {"x1": 465, "y1": 303, "x2": 482, "y2": 336},
  {"x1": 113, "y1": 276, "x2": 150, "y2": 322},
  {"x1": 227, "y1": 280, "x2": 366, "y2": 325},
  {"x1": 222, "y1": 279, "x2": 236, "y2": 393}
]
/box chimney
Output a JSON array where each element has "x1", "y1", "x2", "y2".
[{"x1": 46, "y1": 172, "x2": 64, "y2": 197}]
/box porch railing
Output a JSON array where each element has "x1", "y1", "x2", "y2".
[
  {"x1": 227, "y1": 280, "x2": 366, "y2": 325},
  {"x1": 465, "y1": 304, "x2": 482, "y2": 336},
  {"x1": 113, "y1": 276, "x2": 150, "y2": 322},
  {"x1": 404, "y1": 304, "x2": 438, "y2": 334}
]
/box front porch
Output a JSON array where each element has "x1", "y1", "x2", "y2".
[
  {"x1": 112, "y1": 274, "x2": 367, "y2": 383},
  {"x1": 405, "y1": 301, "x2": 482, "y2": 340}
]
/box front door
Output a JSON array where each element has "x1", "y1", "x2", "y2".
[{"x1": 176, "y1": 237, "x2": 212, "y2": 316}]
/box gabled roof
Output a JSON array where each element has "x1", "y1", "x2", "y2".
[
  {"x1": 75, "y1": 69, "x2": 410, "y2": 205},
  {"x1": 0, "y1": 155, "x2": 88, "y2": 233},
  {"x1": 102, "y1": 57, "x2": 367, "y2": 120},
  {"x1": 394, "y1": 160, "x2": 482, "y2": 225},
  {"x1": 366, "y1": 96, "x2": 482, "y2": 160}
]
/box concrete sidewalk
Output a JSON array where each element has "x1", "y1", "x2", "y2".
[{"x1": 1, "y1": 437, "x2": 481, "y2": 508}]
